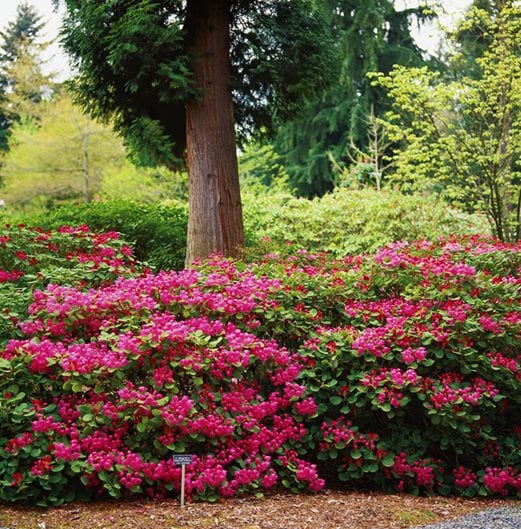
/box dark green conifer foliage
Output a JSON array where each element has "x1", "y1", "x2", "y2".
[
  {"x1": 0, "y1": 1, "x2": 45, "y2": 63},
  {"x1": 274, "y1": 0, "x2": 433, "y2": 197},
  {"x1": 57, "y1": 0, "x2": 337, "y2": 168}
]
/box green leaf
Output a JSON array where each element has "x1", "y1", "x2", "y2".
[{"x1": 382, "y1": 455, "x2": 395, "y2": 467}]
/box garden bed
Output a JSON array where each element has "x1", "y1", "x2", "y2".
[
  {"x1": 1, "y1": 490, "x2": 517, "y2": 529},
  {"x1": 1, "y1": 228, "x2": 520, "y2": 505}
]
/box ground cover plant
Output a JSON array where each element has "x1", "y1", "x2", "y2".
[{"x1": 0, "y1": 233, "x2": 520, "y2": 506}]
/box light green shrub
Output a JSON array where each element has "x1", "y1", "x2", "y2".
[{"x1": 243, "y1": 186, "x2": 487, "y2": 258}]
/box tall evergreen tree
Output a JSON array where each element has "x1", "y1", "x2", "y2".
[
  {"x1": 56, "y1": 0, "x2": 338, "y2": 264},
  {"x1": 274, "y1": 0, "x2": 434, "y2": 197},
  {"x1": 0, "y1": 1, "x2": 46, "y2": 151},
  {"x1": 2, "y1": 39, "x2": 55, "y2": 124},
  {"x1": 0, "y1": 1, "x2": 45, "y2": 63}
]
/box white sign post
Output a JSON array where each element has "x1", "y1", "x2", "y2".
[{"x1": 173, "y1": 454, "x2": 193, "y2": 508}]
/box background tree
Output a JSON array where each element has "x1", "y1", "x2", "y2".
[
  {"x1": 0, "y1": 92, "x2": 126, "y2": 209},
  {"x1": 374, "y1": 0, "x2": 521, "y2": 242},
  {"x1": 449, "y1": 0, "x2": 507, "y2": 80},
  {"x1": 327, "y1": 106, "x2": 392, "y2": 191},
  {"x1": 273, "y1": 0, "x2": 434, "y2": 197},
  {"x1": 2, "y1": 38, "x2": 55, "y2": 125},
  {"x1": 55, "y1": 0, "x2": 338, "y2": 264},
  {"x1": 99, "y1": 164, "x2": 188, "y2": 203},
  {"x1": 0, "y1": 1, "x2": 48, "y2": 151}
]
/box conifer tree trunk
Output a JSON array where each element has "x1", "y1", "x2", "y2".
[{"x1": 185, "y1": 0, "x2": 244, "y2": 266}]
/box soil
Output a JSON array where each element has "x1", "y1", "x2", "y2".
[{"x1": 1, "y1": 490, "x2": 518, "y2": 529}]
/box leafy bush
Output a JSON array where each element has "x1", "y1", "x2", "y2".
[
  {"x1": 23, "y1": 200, "x2": 188, "y2": 271},
  {"x1": 1, "y1": 234, "x2": 519, "y2": 505},
  {"x1": 13, "y1": 184, "x2": 486, "y2": 273},
  {"x1": 243, "y1": 187, "x2": 486, "y2": 258},
  {"x1": 284, "y1": 238, "x2": 521, "y2": 496},
  {"x1": 0, "y1": 224, "x2": 138, "y2": 346},
  {"x1": 0, "y1": 269, "x2": 323, "y2": 505}
]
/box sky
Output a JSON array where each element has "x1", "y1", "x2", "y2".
[
  {"x1": 399, "y1": 0, "x2": 473, "y2": 53},
  {"x1": 0, "y1": 0, "x2": 473, "y2": 81}
]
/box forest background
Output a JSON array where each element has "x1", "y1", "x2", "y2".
[{"x1": 0, "y1": 0, "x2": 519, "y2": 265}]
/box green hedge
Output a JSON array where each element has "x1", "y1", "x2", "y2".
[
  {"x1": 15, "y1": 187, "x2": 487, "y2": 271},
  {"x1": 24, "y1": 200, "x2": 188, "y2": 271},
  {"x1": 243, "y1": 187, "x2": 486, "y2": 258}
]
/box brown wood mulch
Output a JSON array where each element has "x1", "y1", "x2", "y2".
[{"x1": 1, "y1": 490, "x2": 518, "y2": 529}]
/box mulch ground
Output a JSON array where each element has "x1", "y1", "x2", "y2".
[{"x1": 1, "y1": 490, "x2": 519, "y2": 529}]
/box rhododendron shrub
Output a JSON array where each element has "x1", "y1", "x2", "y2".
[
  {"x1": 194, "y1": 237, "x2": 520, "y2": 497},
  {"x1": 0, "y1": 224, "x2": 138, "y2": 345},
  {"x1": 0, "y1": 280, "x2": 322, "y2": 505},
  {"x1": 289, "y1": 237, "x2": 521, "y2": 497},
  {"x1": 0, "y1": 234, "x2": 520, "y2": 505}
]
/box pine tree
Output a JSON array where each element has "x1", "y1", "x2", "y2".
[
  {"x1": 57, "y1": 0, "x2": 338, "y2": 264},
  {"x1": 0, "y1": 1, "x2": 49, "y2": 151},
  {"x1": 0, "y1": 1, "x2": 45, "y2": 64},
  {"x1": 274, "y1": 0, "x2": 434, "y2": 197}
]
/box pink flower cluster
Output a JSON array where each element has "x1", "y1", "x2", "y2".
[
  {"x1": 452, "y1": 466, "x2": 477, "y2": 489},
  {"x1": 400, "y1": 346, "x2": 427, "y2": 364},
  {"x1": 0, "y1": 270, "x2": 24, "y2": 282},
  {"x1": 30, "y1": 456, "x2": 52, "y2": 476},
  {"x1": 483, "y1": 467, "x2": 521, "y2": 496},
  {"x1": 428, "y1": 375, "x2": 500, "y2": 409},
  {"x1": 487, "y1": 352, "x2": 520, "y2": 374},
  {"x1": 387, "y1": 452, "x2": 440, "y2": 490},
  {"x1": 0, "y1": 224, "x2": 137, "y2": 283},
  {"x1": 319, "y1": 418, "x2": 379, "y2": 453}
]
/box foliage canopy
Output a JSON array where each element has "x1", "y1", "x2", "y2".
[
  {"x1": 1, "y1": 93, "x2": 126, "y2": 208},
  {"x1": 57, "y1": 0, "x2": 338, "y2": 168},
  {"x1": 374, "y1": 0, "x2": 521, "y2": 242},
  {"x1": 273, "y1": 0, "x2": 433, "y2": 196}
]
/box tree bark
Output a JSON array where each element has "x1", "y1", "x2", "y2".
[
  {"x1": 82, "y1": 128, "x2": 91, "y2": 203},
  {"x1": 185, "y1": 0, "x2": 244, "y2": 266}
]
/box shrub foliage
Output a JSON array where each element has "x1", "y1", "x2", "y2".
[
  {"x1": 243, "y1": 187, "x2": 485, "y2": 257},
  {"x1": 0, "y1": 224, "x2": 138, "y2": 346},
  {"x1": 15, "y1": 187, "x2": 484, "y2": 271},
  {"x1": 24, "y1": 201, "x2": 188, "y2": 271},
  {"x1": 0, "y1": 231, "x2": 520, "y2": 505}
]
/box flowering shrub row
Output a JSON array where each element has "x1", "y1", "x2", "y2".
[
  {"x1": 249, "y1": 237, "x2": 520, "y2": 496},
  {"x1": 0, "y1": 233, "x2": 520, "y2": 505},
  {"x1": 1, "y1": 314, "x2": 321, "y2": 505},
  {"x1": 0, "y1": 223, "x2": 138, "y2": 346}
]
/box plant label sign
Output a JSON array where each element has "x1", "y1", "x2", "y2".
[
  {"x1": 173, "y1": 454, "x2": 193, "y2": 466},
  {"x1": 173, "y1": 454, "x2": 194, "y2": 508}
]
